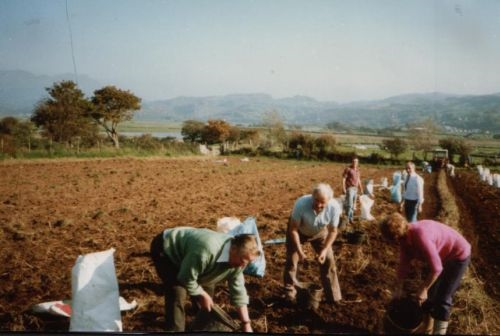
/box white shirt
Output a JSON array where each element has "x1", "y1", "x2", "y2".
[
  {"x1": 403, "y1": 172, "x2": 424, "y2": 205},
  {"x1": 216, "y1": 240, "x2": 231, "y2": 263},
  {"x1": 291, "y1": 195, "x2": 341, "y2": 237}
]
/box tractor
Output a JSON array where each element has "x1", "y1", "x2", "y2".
[{"x1": 425, "y1": 149, "x2": 449, "y2": 171}]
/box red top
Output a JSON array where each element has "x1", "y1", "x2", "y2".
[
  {"x1": 397, "y1": 220, "x2": 471, "y2": 279},
  {"x1": 343, "y1": 167, "x2": 360, "y2": 188}
]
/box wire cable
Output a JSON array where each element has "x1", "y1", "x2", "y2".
[{"x1": 65, "y1": 0, "x2": 79, "y2": 85}]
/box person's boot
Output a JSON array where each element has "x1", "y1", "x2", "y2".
[
  {"x1": 432, "y1": 319, "x2": 448, "y2": 335},
  {"x1": 284, "y1": 286, "x2": 297, "y2": 305},
  {"x1": 421, "y1": 313, "x2": 434, "y2": 334}
]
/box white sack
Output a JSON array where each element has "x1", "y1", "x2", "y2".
[
  {"x1": 381, "y1": 177, "x2": 388, "y2": 189},
  {"x1": 487, "y1": 174, "x2": 494, "y2": 186},
  {"x1": 359, "y1": 195, "x2": 375, "y2": 221},
  {"x1": 481, "y1": 168, "x2": 491, "y2": 182},
  {"x1": 335, "y1": 195, "x2": 345, "y2": 215},
  {"x1": 493, "y1": 174, "x2": 500, "y2": 188},
  {"x1": 364, "y1": 179, "x2": 374, "y2": 197},
  {"x1": 33, "y1": 296, "x2": 137, "y2": 318},
  {"x1": 446, "y1": 163, "x2": 455, "y2": 177},
  {"x1": 228, "y1": 217, "x2": 266, "y2": 278},
  {"x1": 216, "y1": 217, "x2": 242, "y2": 233},
  {"x1": 391, "y1": 172, "x2": 402, "y2": 203},
  {"x1": 70, "y1": 248, "x2": 122, "y2": 332}
]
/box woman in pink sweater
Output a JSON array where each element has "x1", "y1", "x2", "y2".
[{"x1": 380, "y1": 212, "x2": 471, "y2": 335}]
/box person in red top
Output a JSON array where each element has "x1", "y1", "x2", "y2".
[
  {"x1": 342, "y1": 157, "x2": 363, "y2": 225},
  {"x1": 380, "y1": 212, "x2": 471, "y2": 335}
]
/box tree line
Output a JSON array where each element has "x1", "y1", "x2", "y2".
[
  {"x1": 0, "y1": 80, "x2": 140, "y2": 155},
  {"x1": 181, "y1": 114, "x2": 474, "y2": 165},
  {"x1": 0, "y1": 83, "x2": 475, "y2": 164}
]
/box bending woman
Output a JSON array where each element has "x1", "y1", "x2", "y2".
[{"x1": 380, "y1": 213, "x2": 471, "y2": 335}]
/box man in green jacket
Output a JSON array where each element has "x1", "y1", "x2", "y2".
[{"x1": 150, "y1": 227, "x2": 260, "y2": 332}]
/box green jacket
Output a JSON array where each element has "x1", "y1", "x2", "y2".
[{"x1": 162, "y1": 227, "x2": 249, "y2": 307}]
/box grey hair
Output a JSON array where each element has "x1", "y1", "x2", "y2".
[{"x1": 312, "y1": 183, "x2": 333, "y2": 199}]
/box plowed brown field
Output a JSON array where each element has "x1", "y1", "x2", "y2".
[{"x1": 0, "y1": 157, "x2": 497, "y2": 333}]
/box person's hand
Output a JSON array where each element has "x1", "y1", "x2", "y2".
[
  {"x1": 418, "y1": 204, "x2": 423, "y2": 213},
  {"x1": 399, "y1": 203, "x2": 404, "y2": 212},
  {"x1": 298, "y1": 249, "x2": 306, "y2": 261},
  {"x1": 241, "y1": 321, "x2": 253, "y2": 332},
  {"x1": 317, "y1": 248, "x2": 328, "y2": 264},
  {"x1": 197, "y1": 291, "x2": 214, "y2": 311},
  {"x1": 417, "y1": 288, "x2": 428, "y2": 305}
]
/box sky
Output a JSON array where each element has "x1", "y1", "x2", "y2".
[{"x1": 1, "y1": 0, "x2": 499, "y2": 102}]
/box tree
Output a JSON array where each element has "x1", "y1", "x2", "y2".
[
  {"x1": 287, "y1": 132, "x2": 314, "y2": 158},
  {"x1": 0, "y1": 117, "x2": 37, "y2": 154},
  {"x1": 181, "y1": 120, "x2": 205, "y2": 142},
  {"x1": 383, "y1": 137, "x2": 407, "y2": 158},
  {"x1": 314, "y1": 134, "x2": 336, "y2": 151},
  {"x1": 12, "y1": 120, "x2": 37, "y2": 152},
  {"x1": 287, "y1": 132, "x2": 308, "y2": 150},
  {"x1": 240, "y1": 129, "x2": 260, "y2": 147},
  {"x1": 226, "y1": 126, "x2": 241, "y2": 150},
  {"x1": 90, "y1": 86, "x2": 141, "y2": 148},
  {"x1": 326, "y1": 121, "x2": 351, "y2": 133},
  {"x1": 439, "y1": 137, "x2": 472, "y2": 164},
  {"x1": 201, "y1": 119, "x2": 231, "y2": 144},
  {"x1": 314, "y1": 134, "x2": 336, "y2": 156},
  {"x1": 261, "y1": 110, "x2": 287, "y2": 149},
  {"x1": 0, "y1": 116, "x2": 19, "y2": 154},
  {"x1": 408, "y1": 118, "x2": 439, "y2": 154},
  {"x1": 0, "y1": 116, "x2": 19, "y2": 135},
  {"x1": 31, "y1": 81, "x2": 95, "y2": 144}
]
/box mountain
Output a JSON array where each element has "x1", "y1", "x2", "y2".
[
  {"x1": 138, "y1": 92, "x2": 500, "y2": 132},
  {"x1": 138, "y1": 94, "x2": 338, "y2": 125},
  {"x1": 1, "y1": 70, "x2": 499, "y2": 132},
  {"x1": 0, "y1": 70, "x2": 101, "y2": 117}
]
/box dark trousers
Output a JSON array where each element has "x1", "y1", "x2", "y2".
[
  {"x1": 150, "y1": 233, "x2": 214, "y2": 331},
  {"x1": 423, "y1": 255, "x2": 471, "y2": 321},
  {"x1": 404, "y1": 199, "x2": 418, "y2": 223},
  {"x1": 283, "y1": 228, "x2": 342, "y2": 302}
]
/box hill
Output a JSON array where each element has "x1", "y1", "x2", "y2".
[
  {"x1": 1, "y1": 70, "x2": 499, "y2": 132},
  {"x1": 139, "y1": 92, "x2": 500, "y2": 132},
  {"x1": 0, "y1": 70, "x2": 101, "y2": 117}
]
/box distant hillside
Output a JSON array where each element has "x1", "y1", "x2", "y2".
[
  {"x1": 138, "y1": 93, "x2": 338, "y2": 125},
  {"x1": 0, "y1": 70, "x2": 101, "y2": 117},
  {"x1": 139, "y1": 92, "x2": 500, "y2": 132},
  {"x1": 1, "y1": 70, "x2": 499, "y2": 132}
]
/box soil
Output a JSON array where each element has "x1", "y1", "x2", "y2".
[{"x1": 0, "y1": 157, "x2": 498, "y2": 333}]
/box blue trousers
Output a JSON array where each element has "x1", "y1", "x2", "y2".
[
  {"x1": 345, "y1": 187, "x2": 357, "y2": 222},
  {"x1": 423, "y1": 255, "x2": 471, "y2": 321},
  {"x1": 404, "y1": 199, "x2": 418, "y2": 223}
]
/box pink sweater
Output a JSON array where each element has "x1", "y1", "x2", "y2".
[{"x1": 398, "y1": 220, "x2": 471, "y2": 279}]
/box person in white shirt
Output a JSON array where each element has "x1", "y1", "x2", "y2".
[
  {"x1": 283, "y1": 183, "x2": 342, "y2": 305},
  {"x1": 400, "y1": 161, "x2": 424, "y2": 223}
]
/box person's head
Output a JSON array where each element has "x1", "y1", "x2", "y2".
[
  {"x1": 405, "y1": 161, "x2": 416, "y2": 174},
  {"x1": 351, "y1": 156, "x2": 359, "y2": 168},
  {"x1": 229, "y1": 234, "x2": 260, "y2": 268},
  {"x1": 379, "y1": 212, "x2": 410, "y2": 242},
  {"x1": 312, "y1": 183, "x2": 333, "y2": 213}
]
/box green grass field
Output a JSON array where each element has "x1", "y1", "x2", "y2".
[{"x1": 117, "y1": 120, "x2": 182, "y2": 132}]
